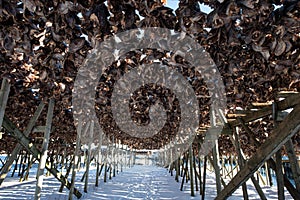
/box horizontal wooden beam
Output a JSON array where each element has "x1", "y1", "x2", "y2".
[
  {"x1": 277, "y1": 91, "x2": 299, "y2": 98},
  {"x1": 251, "y1": 102, "x2": 273, "y2": 107},
  {"x1": 229, "y1": 93, "x2": 300, "y2": 127},
  {"x1": 216, "y1": 104, "x2": 300, "y2": 199}
]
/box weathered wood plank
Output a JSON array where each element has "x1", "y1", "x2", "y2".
[{"x1": 216, "y1": 104, "x2": 300, "y2": 200}]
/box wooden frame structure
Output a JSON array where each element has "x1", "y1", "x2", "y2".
[
  {"x1": 162, "y1": 92, "x2": 300, "y2": 199},
  {"x1": 0, "y1": 81, "x2": 300, "y2": 199}
]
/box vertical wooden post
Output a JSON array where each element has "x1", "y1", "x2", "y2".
[
  {"x1": 230, "y1": 155, "x2": 234, "y2": 178},
  {"x1": 19, "y1": 152, "x2": 29, "y2": 181},
  {"x1": 273, "y1": 102, "x2": 285, "y2": 200},
  {"x1": 275, "y1": 150, "x2": 285, "y2": 200},
  {"x1": 198, "y1": 143, "x2": 203, "y2": 195},
  {"x1": 211, "y1": 109, "x2": 221, "y2": 194},
  {"x1": 119, "y1": 141, "x2": 124, "y2": 172},
  {"x1": 193, "y1": 149, "x2": 198, "y2": 192},
  {"x1": 109, "y1": 142, "x2": 113, "y2": 180},
  {"x1": 14, "y1": 154, "x2": 21, "y2": 177},
  {"x1": 34, "y1": 98, "x2": 54, "y2": 200},
  {"x1": 68, "y1": 118, "x2": 81, "y2": 200},
  {"x1": 175, "y1": 157, "x2": 179, "y2": 182},
  {"x1": 116, "y1": 140, "x2": 119, "y2": 174},
  {"x1": 201, "y1": 156, "x2": 207, "y2": 200},
  {"x1": 180, "y1": 153, "x2": 188, "y2": 191},
  {"x1": 59, "y1": 156, "x2": 74, "y2": 192},
  {"x1": 233, "y1": 127, "x2": 248, "y2": 200},
  {"x1": 125, "y1": 146, "x2": 128, "y2": 168},
  {"x1": 84, "y1": 120, "x2": 94, "y2": 193},
  {"x1": 104, "y1": 141, "x2": 109, "y2": 183},
  {"x1": 95, "y1": 130, "x2": 103, "y2": 187},
  {"x1": 0, "y1": 78, "x2": 10, "y2": 128},
  {"x1": 265, "y1": 162, "x2": 270, "y2": 186},
  {"x1": 189, "y1": 146, "x2": 195, "y2": 196},
  {"x1": 103, "y1": 163, "x2": 107, "y2": 182},
  {"x1": 112, "y1": 136, "x2": 116, "y2": 177},
  {"x1": 23, "y1": 156, "x2": 35, "y2": 181},
  {"x1": 285, "y1": 139, "x2": 300, "y2": 191}
]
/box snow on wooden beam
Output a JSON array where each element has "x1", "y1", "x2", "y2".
[{"x1": 216, "y1": 104, "x2": 300, "y2": 200}]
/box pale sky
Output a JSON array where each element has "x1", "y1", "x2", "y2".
[{"x1": 166, "y1": 0, "x2": 213, "y2": 14}]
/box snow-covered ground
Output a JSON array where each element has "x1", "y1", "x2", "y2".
[{"x1": 0, "y1": 163, "x2": 293, "y2": 200}]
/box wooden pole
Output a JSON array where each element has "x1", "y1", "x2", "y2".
[
  {"x1": 0, "y1": 102, "x2": 45, "y2": 185},
  {"x1": 104, "y1": 141, "x2": 109, "y2": 183},
  {"x1": 216, "y1": 104, "x2": 300, "y2": 200},
  {"x1": 193, "y1": 148, "x2": 198, "y2": 192},
  {"x1": 201, "y1": 156, "x2": 207, "y2": 200},
  {"x1": 84, "y1": 120, "x2": 94, "y2": 193},
  {"x1": 69, "y1": 118, "x2": 81, "y2": 200},
  {"x1": 233, "y1": 127, "x2": 248, "y2": 200},
  {"x1": 285, "y1": 139, "x2": 300, "y2": 191},
  {"x1": 275, "y1": 150, "x2": 285, "y2": 200},
  {"x1": 95, "y1": 130, "x2": 103, "y2": 187},
  {"x1": 112, "y1": 137, "x2": 116, "y2": 177},
  {"x1": 59, "y1": 156, "x2": 74, "y2": 192},
  {"x1": 175, "y1": 157, "x2": 179, "y2": 182},
  {"x1": 35, "y1": 98, "x2": 54, "y2": 200},
  {"x1": 189, "y1": 146, "x2": 195, "y2": 196},
  {"x1": 23, "y1": 157, "x2": 36, "y2": 181},
  {"x1": 273, "y1": 102, "x2": 285, "y2": 200},
  {"x1": 198, "y1": 143, "x2": 203, "y2": 195},
  {"x1": 0, "y1": 78, "x2": 10, "y2": 128},
  {"x1": 211, "y1": 109, "x2": 222, "y2": 194},
  {"x1": 20, "y1": 153, "x2": 29, "y2": 181},
  {"x1": 180, "y1": 153, "x2": 188, "y2": 191}
]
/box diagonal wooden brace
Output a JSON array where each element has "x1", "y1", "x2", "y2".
[
  {"x1": 0, "y1": 102, "x2": 45, "y2": 185},
  {"x1": 216, "y1": 104, "x2": 300, "y2": 200},
  {"x1": 2, "y1": 115, "x2": 82, "y2": 199}
]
